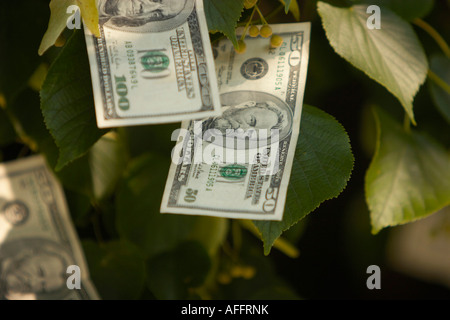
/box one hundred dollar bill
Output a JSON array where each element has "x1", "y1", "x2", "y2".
[
  {"x1": 161, "y1": 23, "x2": 311, "y2": 221},
  {"x1": 84, "y1": 0, "x2": 221, "y2": 128},
  {"x1": 0, "y1": 156, "x2": 99, "y2": 300}
]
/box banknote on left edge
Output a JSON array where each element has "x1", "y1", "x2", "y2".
[
  {"x1": 84, "y1": 0, "x2": 221, "y2": 128},
  {"x1": 0, "y1": 155, "x2": 99, "y2": 300}
]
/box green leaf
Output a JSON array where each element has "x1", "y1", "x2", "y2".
[
  {"x1": 116, "y1": 153, "x2": 204, "y2": 259},
  {"x1": 204, "y1": 0, "x2": 245, "y2": 47},
  {"x1": 253, "y1": 105, "x2": 354, "y2": 255},
  {"x1": 365, "y1": 107, "x2": 450, "y2": 234},
  {"x1": 40, "y1": 30, "x2": 108, "y2": 171},
  {"x1": 83, "y1": 240, "x2": 146, "y2": 300},
  {"x1": 317, "y1": 2, "x2": 428, "y2": 124},
  {"x1": 7, "y1": 87, "x2": 57, "y2": 156},
  {"x1": 386, "y1": 0, "x2": 434, "y2": 21},
  {"x1": 283, "y1": 0, "x2": 292, "y2": 13},
  {"x1": 38, "y1": 0, "x2": 76, "y2": 56},
  {"x1": 89, "y1": 132, "x2": 129, "y2": 200},
  {"x1": 76, "y1": 0, "x2": 100, "y2": 37},
  {"x1": 280, "y1": 0, "x2": 300, "y2": 20},
  {"x1": 188, "y1": 217, "x2": 229, "y2": 257},
  {"x1": 146, "y1": 241, "x2": 211, "y2": 299},
  {"x1": 58, "y1": 132, "x2": 128, "y2": 201},
  {"x1": 429, "y1": 55, "x2": 450, "y2": 123},
  {"x1": 8, "y1": 86, "x2": 123, "y2": 203},
  {"x1": 39, "y1": 0, "x2": 100, "y2": 56}
]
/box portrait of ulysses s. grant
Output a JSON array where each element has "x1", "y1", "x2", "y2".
[
  {"x1": 201, "y1": 91, "x2": 294, "y2": 149},
  {"x1": 97, "y1": 0, "x2": 195, "y2": 32}
]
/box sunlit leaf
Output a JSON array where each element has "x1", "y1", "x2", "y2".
[
  {"x1": 318, "y1": 2, "x2": 428, "y2": 124},
  {"x1": 366, "y1": 107, "x2": 450, "y2": 234},
  {"x1": 39, "y1": 0, "x2": 100, "y2": 56}
]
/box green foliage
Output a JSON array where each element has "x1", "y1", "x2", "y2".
[
  {"x1": 365, "y1": 107, "x2": 450, "y2": 234},
  {"x1": 318, "y1": 2, "x2": 428, "y2": 124},
  {"x1": 147, "y1": 241, "x2": 212, "y2": 299},
  {"x1": 40, "y1": 30, "x2": 108, "y2": 171},
  {"x1": 39, "y1": 0, "x2": 99, "y2": 55},
  {"x1": 204, "y1": 0, "x2": 245, "y2": 47},
  {"x1": 254, "y1": 105, "x2": 354, "y2": 254},
  {"x1": 83, "y1": 239, "x2": 146, "y2": 299}
]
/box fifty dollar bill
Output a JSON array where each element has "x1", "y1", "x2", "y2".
[
  {"x1": 84, "y1": 0, "x2": 221, "y2": 128},
  {"x1": 161, "y1": 23, "x2": 311, "y2": 221},
  {"x1": 0, "y1": 156, "x2": 99, "y2": 300}
]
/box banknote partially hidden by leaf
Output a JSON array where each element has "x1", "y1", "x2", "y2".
[
  {"x1": 253, "y1": 105, "x2": 354, "y2": 255},
  {"x1": 39, "y1": 0, "x2": 99, "y2": 56}
]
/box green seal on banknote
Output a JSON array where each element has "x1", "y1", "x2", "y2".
[
  {"x1": 141, "y1": 52, "x2": 170, "y2": 73},
  {"x1": 220, "y1": 165, "x2": 248, "y2": 180}
]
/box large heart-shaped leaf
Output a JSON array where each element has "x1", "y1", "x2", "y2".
[
  {"x1": 253, "y1": 105, "x2": 354, "y2": 255},
  {"x1": 365, "y1": 107, "x2": 450, "y2": 234},
  {"x1": 40, "y1": 30, "x2": 108, "y2": 171},
  {"x1": 318, "y1": 2, "x2": 428, "y2": 124}
]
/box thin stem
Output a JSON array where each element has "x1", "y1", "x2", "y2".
[
  {"x1": 255, "y1": 5, "x2": 268, "y2": 25},
  {"x1": 403, "y1": 113, "x2": 411, "y2": 134},
  {"x1": 236, "y1": 4, "x2": 284, "y2": 27},
  {"x1": 240, "y1": 6, "x2": 257, "y2": 41},
  {"x1": 428, "y1": 69, "x2": 450, "y2": 94},
  {"x1": 413, "y1": 18, "x2": 450, "y2": 58}
]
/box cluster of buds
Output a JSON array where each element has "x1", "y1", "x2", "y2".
[{"x1": 235, "y1": 0, "x2": 284, "y2": 53}]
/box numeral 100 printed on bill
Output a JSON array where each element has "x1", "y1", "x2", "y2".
[{"x1": 84, "y1": 0, "x2": 222, "y2": 128}]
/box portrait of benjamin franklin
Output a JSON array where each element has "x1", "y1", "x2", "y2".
[
  {"x1": 0, "y1": 239, "x2": 74, "y2": 300},
  {"x1": 98, "y1": 0, "x2": 195, "y2": 32},
  {"x1": 201, "y1": 91, "x2": 293, "y2": 149}
]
